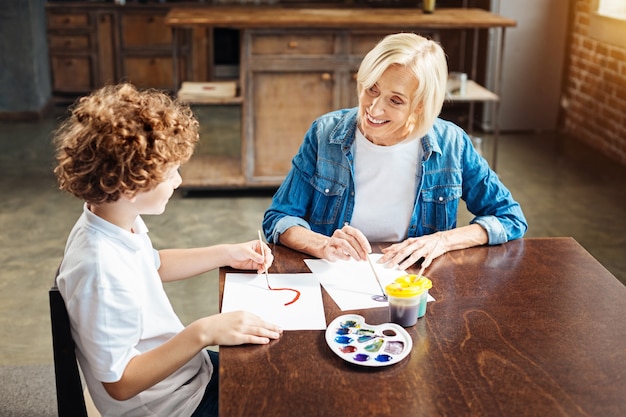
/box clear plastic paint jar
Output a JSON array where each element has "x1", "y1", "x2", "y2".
[
  {"x1": 411, "y1": 275, "x2": 433, "y2": 318},
  {"x1": 385, "y1": 276, "x2": 427, "y2": 327}
]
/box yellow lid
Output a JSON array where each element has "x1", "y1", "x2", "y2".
[
  {"x1": 384, "y1": 275, "x2": 431, "y2": 298},
  {"x1": 410, "y1": 274, "x2": 433, "y2": 290}
]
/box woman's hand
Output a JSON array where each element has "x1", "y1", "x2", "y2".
[
  {"x1": 380, "y1": 232, "x2": 447, "y2": 271},
  {"x1": 227, "y1": 240, "x2": 274, "y2": 274},
  {"x1": 321, "y1": 224, "x2": 372, "y2": 262}
]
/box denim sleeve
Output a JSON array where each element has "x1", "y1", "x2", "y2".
[
  {"x1": 267, "y1": 216, "x2": 312, "y2": 244},
  {"x1": 471, "y1": 215, "x2": 510, "y2": 245},
  {"x1": 462, "y1": 137, "x2": 528, "y2": 245}
]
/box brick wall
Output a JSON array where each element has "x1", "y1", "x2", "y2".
[{"x1": 562, "y1": 0, "x2": 626, "y2": 166}]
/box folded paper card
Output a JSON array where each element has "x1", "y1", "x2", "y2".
[{"x1": 304, "y1": 254, "x2": 435, "y2": 311}]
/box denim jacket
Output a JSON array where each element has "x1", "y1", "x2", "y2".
[{"x1": 263, "y1": 108, "x2": 527, "y2": 245}]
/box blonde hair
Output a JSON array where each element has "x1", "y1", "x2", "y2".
[
  {"x1": 357, "y1": 32, "x2": 448, "y2": 138},
  {"x1": 53, "y1": 83, "x2": 199, "y2": 204}
]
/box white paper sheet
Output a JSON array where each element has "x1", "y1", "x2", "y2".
[
  {"x1": 304, "y1": 254, "x2": 402, "y2": 310},
  {"x1": 222, "y1": 273, "x2": 326, "y2": 330},
  {"x1": 304, "y1": 254, "x2": 435, "y2": 311}
]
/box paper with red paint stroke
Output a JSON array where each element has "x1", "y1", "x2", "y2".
[{"x1": 222, "y1": 273, "x2": 326, "y2": 330}]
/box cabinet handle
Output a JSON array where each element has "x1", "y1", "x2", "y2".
[
  {"x1": 321, "y1": 73, "x2": 332, "y2": 81},
  {"x1": 287, "y1": 41, "x2": 298, "y2": 49}
]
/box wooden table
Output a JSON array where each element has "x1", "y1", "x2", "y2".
[{"x1": 218, "y1": 238, "x2": 626, "y2": 417}]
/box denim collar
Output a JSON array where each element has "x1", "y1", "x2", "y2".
[
  {"x1": 421, "y1": 128, "x2": 442, "y2": 161},
  {"x1": 329, "y1": 107, "x2": 443, "y2": 162}
]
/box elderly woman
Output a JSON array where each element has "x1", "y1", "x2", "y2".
[{"x1": 263, "y1": 32, "x2": 527, "y2": 272}]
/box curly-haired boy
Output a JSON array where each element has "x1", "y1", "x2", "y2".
[{"x1": 54, "y1": 83, "x2": 281, "y2": 417}]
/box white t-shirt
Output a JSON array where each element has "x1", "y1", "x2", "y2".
[
  {"x1": 57, "y1": 203, "x2": 211, "y2": 417},
  {"x1": 349, "y1": 129, "x2": 421, "y2": 242}
]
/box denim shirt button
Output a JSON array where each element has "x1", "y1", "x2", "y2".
[
  {"x1": 438, "y1": 196, "x2": 444, "y2": 202},
  {"x1": 325, "y1": 188, "x2": 330, "y2": 194}
]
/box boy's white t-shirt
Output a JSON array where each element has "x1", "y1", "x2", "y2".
[
  {"x1": 349, "y1": 129, "x2": 421, "y2": 242},
  {"x1": 57, "y1": 203, "x2": 211, "y2": 417}
]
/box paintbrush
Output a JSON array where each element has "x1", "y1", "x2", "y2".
[
  {"x1": 258, "y1": 230, "x2": 270, "y2": 289},
  {"x1": 413, "y1": 236, "x2": 443, "y2": 282},
  {"x1": 366, "y1": 253, "x2": 388, "y2": 302}
]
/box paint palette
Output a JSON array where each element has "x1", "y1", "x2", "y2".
[{"x1": 325, "y1": 314, "x2": 412, "y2": 367}]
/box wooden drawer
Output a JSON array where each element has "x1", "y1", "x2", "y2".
[
  {"x1": 250, "y1": 33, "x2": 336, "y2": 56},
  {"x1": 49, "y1": 34, "x2": 90, "y2": 51},
  {"x1": 122, "y1": 56, "x2": 175, "y2": 89},
  {"x1": 251, "y1": 71, "x2": 334, "y2": 178},
  {"x1": 349, "y1": 33, "x2": 386, "y2": 56},
  {"x1": 47, "y1": 12, "x2": 90, "y2": 29},
  {"x1": 50, "y1": 56, "x2": 92, "y2": 92},
  {"x1": 121, "y1": 13, "x2": 171, "y2": 48}
]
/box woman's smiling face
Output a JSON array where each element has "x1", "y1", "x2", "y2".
[{"x1": 358, "y1": 64, "x2": 420, "y2": 146}]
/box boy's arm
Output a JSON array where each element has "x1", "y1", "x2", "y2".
[
  {"x1": 157, "y1": 240, "x2": 270, "y2": 282},
  {"x1": 157, "y1": 245, "x2": 232, "y2": 282},
  {"x1": 103, "y1": 311, "x2": 281, "y2": 401}
]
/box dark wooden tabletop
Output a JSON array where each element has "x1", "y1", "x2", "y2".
[{"x1": 218, "y1": 237, "x2": 626, "y2": 417}]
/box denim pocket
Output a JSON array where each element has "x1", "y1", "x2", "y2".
[
  {"x1": 309, "y1": 175, "x2": 346, "y2": 226},
  {"x1": 421, "y1": 185, "x2": 462, "y2": 232}
]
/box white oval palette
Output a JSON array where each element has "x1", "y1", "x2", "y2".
[{"x1": 325, "y1": 314, "x2": 413, "y2": 367}]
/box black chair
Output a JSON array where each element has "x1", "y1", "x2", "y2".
[{"x1": 49, "y1": 281, "x2": 89, "y2": 417}]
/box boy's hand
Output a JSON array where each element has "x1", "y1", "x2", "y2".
[
  {"x1": 200, "y1": 311, "x2": 282, "y2": 346},
  {"x1": 227, "y1": 240, "x2": 273, "y2": 274}
]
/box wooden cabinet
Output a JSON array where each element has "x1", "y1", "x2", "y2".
[
  {"x1": 166, "y1": 7, "x2": 517, "y2": 189},
  {"x1": 243, "y1": 30, "x2": 386, "y2": 184},
  {"x1": 178, "y1": 29, "x2": 384, "y2": 189},
  {"x1": 119, "y1": 12, "x2": 183, "y2": 90},
  {"x1": 46, "y1": 9, "x2": 115, "y2": 94},
  {"x1": 46, "y1": 4, "x2": 189, "y2": 99},
  {"x1": 165, "y1": 7, "x2": 515, "y2": 189}
]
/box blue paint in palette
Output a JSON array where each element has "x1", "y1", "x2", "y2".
[
  {"x1": 340, "y1": 320, "x2": 359, "y2": 328},
  {"x1": 357, "y1": 335, "x2": 375, "y2": 343},
  {"x1": 334, "y1": 336, "x2": 353, "y2": 344},
  {"x1": 375, "y1": 354, "x2": 393, "y2": 363}
]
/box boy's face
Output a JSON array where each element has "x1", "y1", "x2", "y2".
[{"x1": 132, "y1": 165, "x2": 182, "y2": 215}]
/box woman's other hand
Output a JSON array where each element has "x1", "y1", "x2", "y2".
[{"x1": 380, "y1": 232, "x2": 447, "y2": 271}]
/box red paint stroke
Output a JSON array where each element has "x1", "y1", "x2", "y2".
[{"x1": 268, "y1": 286, "x2": 301, "y2": 306}]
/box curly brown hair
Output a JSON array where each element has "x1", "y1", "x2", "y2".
[{"x1": 53, "y1": 83, "x2": 199, "y2": 204}]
